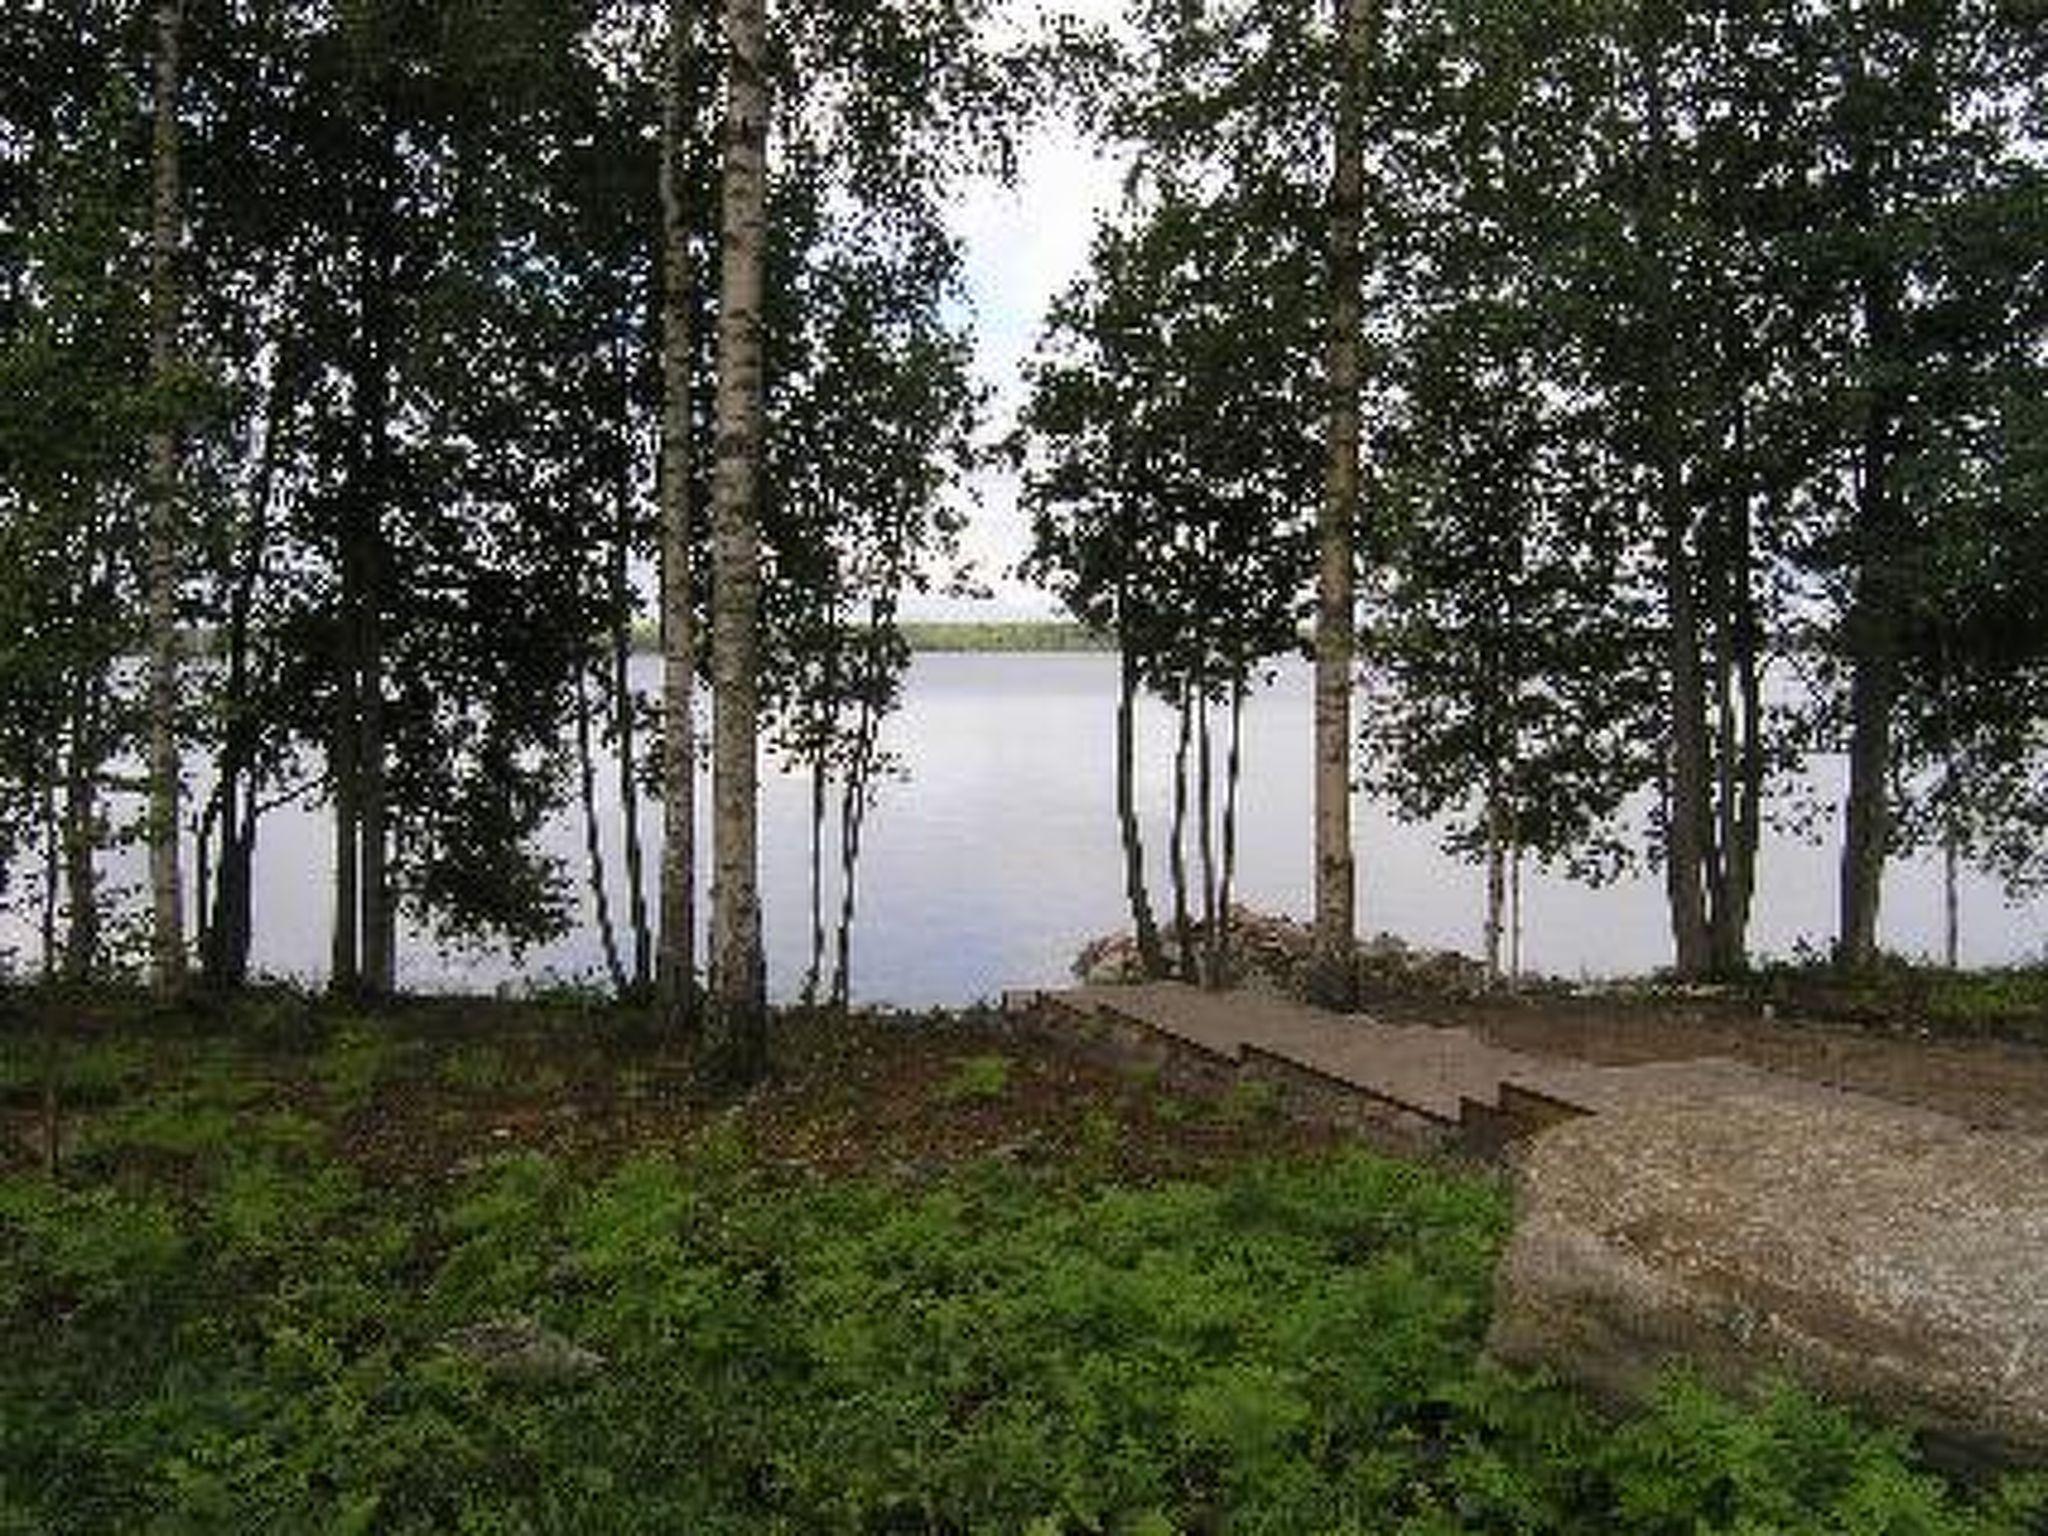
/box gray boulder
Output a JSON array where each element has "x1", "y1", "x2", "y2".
[{"x1": 1488, "y1": 1092, "x2": 2048, "y2": 1467}]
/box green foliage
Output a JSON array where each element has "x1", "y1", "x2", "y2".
[
  {"x1": 315, "y1": 1022, "x2": 405, "y2": 1111},
  {"x1": 1218, "y1": 1078, "x2": 1283, "y2": 1127},
  {"x1": 1755, "y1": 958, "x2": 2048, "y2": 1047},
  {"x1": 1923, "y1": 969, "x2": 2048, "y2": 1042},
  {"x1": 937, "y1": 1051, "x2": 1011, "y2": 1104},
  {"x1": 439, "y1": 1042, "x2": 513, "y2": 1095},
  {"x1": 0, "y1": 1035, "x2": 143, "y2": 1106},
  {"x1": 0, "y1": 1065, "x2": 2032, "y2": 1536}
]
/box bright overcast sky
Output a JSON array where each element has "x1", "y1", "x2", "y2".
[{"x1": 917, "y1": 0, "x2": 1131, "y2": 620}]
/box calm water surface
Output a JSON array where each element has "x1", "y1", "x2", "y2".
[{"x1": 26, "y1": 654, "x2": 2048, "y2": 1004}]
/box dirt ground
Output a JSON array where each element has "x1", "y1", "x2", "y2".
[
  {"x1": 0, "y1": 996, "x2": 1340, "y2": 1186},
  {"x1": 1373, "y1": 991, "x2": 2048, "y2": 1135}
]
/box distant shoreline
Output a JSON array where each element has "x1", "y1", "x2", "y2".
[
  {"x1": 620, "y1": 620, "x2": 1114, "y2": 655},
  {"x1": 899, "y1": 621, "x2": 1112, "y2": 653}
]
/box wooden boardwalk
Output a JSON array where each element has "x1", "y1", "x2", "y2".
[{"x1": 1018, "y1": 981, "x2": 1951, "y2": 1155}]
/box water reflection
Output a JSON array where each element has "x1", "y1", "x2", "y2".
[{"x1": 15, "y1": 654, "x2": 2044, "y2": 1003}]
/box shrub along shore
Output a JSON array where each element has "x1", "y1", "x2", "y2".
[{"x1": 1, "y1": 989, "x2": 2042, "y2": 1532}]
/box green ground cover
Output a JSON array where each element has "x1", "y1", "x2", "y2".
[
  {"x1": 0, "y1": 997, "x2": 2039, "y2": 1533},
  {"x1": 1754, "y1": 961, "x2": 2048, "y2": 1048}
]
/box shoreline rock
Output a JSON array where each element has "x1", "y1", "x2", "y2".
[
  {"x1": 1488, "y1": 1094, "x2": 2048, "y2": 1469},
  {"x1": 1073, "y1": 907, "x2": 1492, "y2": 999}
]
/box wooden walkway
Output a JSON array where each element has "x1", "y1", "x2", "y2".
[{"x1": 1017, "y1": 981, "x2": 1951, "y2": 1155}]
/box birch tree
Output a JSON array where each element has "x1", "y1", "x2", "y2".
[
  {"x1": 1309, "y1": 0, "x2": 1370, "y2": 1008},
  {"x1": 705, "y1": 0, "x2": 770, "y2": 1081},
  {"x1": 145, "y1": 0, "x2": 186, "y2": 992},
  {"x1": 658, "y1": 0, "x2": 699, "y2": 1030}
]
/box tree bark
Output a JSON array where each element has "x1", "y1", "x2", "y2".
[
  {"x1": 1484, "y1": 791, "x2": 1507, "y2": 987},
  {"x1": 61, "y1": 680, "x2": 102, "y2": 984},
  {"x1": 1196, "y1": 674, "x2": 1219, "y2": 987},
  {"x1": 1114, "y1": 638, "x2": 1166, "y2": 978},
  {"x1": 330, "y1": 657, "x2": 360, "y2": 994},
  {"x1": 1509, "y1": 838, "x2": 1524, "y2": 990},
  {"x1": 611, "y1": 345, "x2": 653, "y2": 992},
  {"x1": 354, "y1": 121, "x2": 400, "y2": 1000},
  {"x1": 705, "y1": 0, "x2": 770, "y2": 1082},
  {"x1": 1837, "y1": 270, "x2": 1904, "y2": 971},
  {"x1": 1311, "y1": 0, "x2": 1370, "y2": 1009},
  {"x1": 830, "y1": 651, "x2": 883, "y2": 1011},
  {"x1": 803, "y1": 739, "x2": 827, "y2": 1006},
  {"x1": 576, "y1": 664, "x2": 628, "y2": 993},
  {"x1": 38, "y1": 762, "x2": 59, "y2": 981},
  {"x1": 146, "y1": 0, "x2": 186, "y2": 994},
  {"x1": 357, "y1": 354, "x2": 395, "y2": 996},
  {"x1": 1712, "y1": 456, "x2": 1767, "y2": 975},
  {"x1": 1943, "y1": 786, "x2": 1960, "y2": 970},
  {"x1": 658, "y1": 0, "x2": 700, "y2": 1031},
  {"x1": 1639, "y1": 6, "x2": 1714, "y2": 979},
  {"x1": 1215, "y1": 668, "x2": 1246, "y2": 987},
  {"x1": 1169, "y1": 681, "x2": 1195, "y2": 982},
  {"x1": 206, "y1": 323, "x2": 287, "y2": 990}
]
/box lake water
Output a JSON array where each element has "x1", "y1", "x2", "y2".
[{"x1": 16, "y1": 653, "x2": 2046, "y2": 1003}]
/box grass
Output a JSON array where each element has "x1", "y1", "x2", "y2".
[
  {"x1": 0, "y1": 992, "x2": 2040, "y2": 1533},
  {"x1": 937, "y1": 1051, "x2": 1011, "y2": 1103},
  {"x1": 1754, "y1": 958, "x2": 2048, "y2": 1046}
]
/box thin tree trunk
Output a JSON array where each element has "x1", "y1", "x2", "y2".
[
  {"x1": 1720, "y1": 468, "x2": 1767, "y2": 975},
  {"x1": 612, "y1": 347, "x2": 653, "y2": 991},
  {"x1": 705, "y1": 0, "x2": 770, "y2": 1082},
  {"x1": 1196, "y1": 674, "x2": 1219, "y2": 988},
  {"x1": 358, "y1": 469, "x2": 393, "y2": 999},
  {"x1": 218, "y1": 814, "x2": 257, "y2": 986},
  {"x1": 61, "y1": 685, "x2": 101, "y2": 984},
  {"x1": 207, "y1": 326, "x2": 286, "y2": 990},
  {"x1": 803, "y1": 742, "x2": 827, "y2": 1006},
  {"x1": 1484, "y1": 792, "x2": 1506, "y2": 987},
  {"x1": 1943, "y1": 778, "x2": 1960, "y2": 969},
  {"x1": 1169, "y1": 682, "x2": 1195, "y2": 982},
  {"x1": 1838, "y1": 268, "x2": 1903, "y2": 972},
  {"x1": 1708, "y1": 522, "x2": 1738, "y2": 963},
  {"x1": 576, "y1": 664, "x2": 628, "y2": 992},
  {"x1": 830, "y1": 698, "x2": 879, "y2": 1012},
  {"x1": 829, "y1": 617, "x2": 885, "y2": 1009},
  {"x1": 1114, "y1": 637, "x2": 1166, "y2": 977},
  {"x1": 1702, "y1": 386, "x2": 1763, "y2": 976},
  {"x1": 1838, "y1": 638, "x2": 1896, "y2": 969},
  {"x1": 1312, "y1": 0, "x2": 1371, "y2": 1010},
  {"x1": 358, "y1": 125, "x2": 399, "y2": 1000},
  {"x1": 1509, "y1": 836, "x2": 1524, "y2": 991},
  {"x1": 1640, "y1": 7, "x2": 1713, "y2": 978},
  {"x1": 330, "y1": 664, "x2": 360, "y2": 995},
  {"x1": 195, "y1": 786, "x2": 214, "y2": 958},
  {"x1": 657, "y1": 0, "x2": 699, "y2": 1031},
  {"x1": 38, "y1": 763, "x2": 60, "y2": 981},
  {"x1": 1215, "y1": 669, "x2": 1246, "y2": 987},
  {"x1": 145, "y1": 0, "x2": 186, "y2": 994}
]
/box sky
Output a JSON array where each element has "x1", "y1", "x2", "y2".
[{"x1": 912, "y1": 0, "x2": 1131, "y2": 621}]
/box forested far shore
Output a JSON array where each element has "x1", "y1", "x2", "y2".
[
  {"x1": 176, "y1": 619, "x2": 1117, "y2": 659},
  {"x1": 625, "y1": 619, "x2": 1116, "y2": 654}
]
